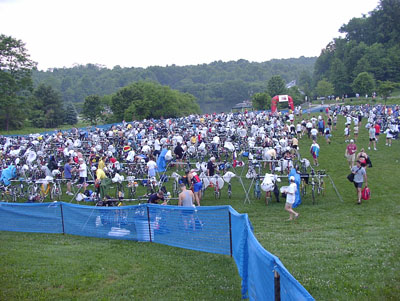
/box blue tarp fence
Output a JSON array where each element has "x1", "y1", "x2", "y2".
[{"x1": 0, "y1": 202, "x2": 313, "y2": 300}]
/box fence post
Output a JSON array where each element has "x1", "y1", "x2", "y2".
[
  {"x1": 60, "y1": 202, "x2": 65, "y2": 235},
  {"x1": 274, "y1": 270, "x2": 281, "y2": 301},
  {"x1": 146, "y1": 205, "x2": 152, "y2": 242},
  {"x1": 229, "y1": 211, "x2": 233, "y2": 257}
]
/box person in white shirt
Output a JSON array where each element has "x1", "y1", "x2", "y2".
[
  {"x1": 310, "y1": 127, "x2": 318, "y2": 141},
  {"x1": 306, "y1": 120, "x2": 313, "y2": 138},
  {"x1": 285, "y1": 176, "x2": 299, "y2": 221},
  {"x1": 296, "y1": 123, "x2": 302, "y2": 138},
  {"x1": 147, "y1": 156, "x2": 157, "y2": 178},
  {"x1": 153, "y1": 138, "x2": 161, "y2": 158},
  {"x1": 384, "y1": 127, "x2": 394, "y2": 146},
  {"x1": 78, "y1": 158, "x2": 88, "y2": 187},
  {"x1": 141, "y1": 141, "x2": 151, "y2": 154}
]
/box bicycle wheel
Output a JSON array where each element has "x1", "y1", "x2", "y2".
[
  {"x1": 301, "y1": 180, "x2": 307, "y2": 196},
  {"x1": 50, "y1": 185, "x2": 56, "y2": 201},
  {"x1": 52, "y1": 184, "x2": 61, "y2": 201},
  {"x1": 320, "y1": 179, "x2": 326, "y2": 196},
  {"x1": 312, "y1": 186, "x2": 316, "y2": 205},
  {"x1": 12, "y1": 186, "x2": 18, "y2": 202},
  {"x1": 1, "y1": 189, "x2": 12, "y2": 202},
  {"x1": 27, "y1": 184, "x2": 35, "y2": 199},
  {"x1": 172, "y1": 181, "x2": 178, "y2": 197},
  {"x1": 129, "y1": 185, "x2": 136, "y2": 199},
  {"x1": 40, "y1": 184, "x2": 49, "y2": 202}
]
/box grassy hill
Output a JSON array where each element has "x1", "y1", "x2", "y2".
[{"x1": 0, "y1": 112, "x2": 399, "y2": 300}]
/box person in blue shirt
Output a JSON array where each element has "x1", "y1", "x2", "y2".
[{"x1": 64, "y1": 157, "x2": 75, "y2": 195}]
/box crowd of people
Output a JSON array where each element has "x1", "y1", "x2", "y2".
[{"x1": 0, "y1": 103, "x2": 398, "y2": 212}]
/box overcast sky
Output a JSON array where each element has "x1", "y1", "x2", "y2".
[{"x1": 0, "y1": 0, "x2": 379, "y2": 71}]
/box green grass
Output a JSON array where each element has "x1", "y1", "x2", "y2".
[
  {"x1": 311, "y1": 96, "x2": 400, "y2": 106},
  {"x1": 1, "y1": 113, "x2": 400, "y2": 300},
  {"x1": 0, "y1": 121, "x2": 90, "y2": 136}
]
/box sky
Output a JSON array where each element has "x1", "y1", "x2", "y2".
[{"x1": 0, "y1": 0, "x2": 380, "y2": 71}]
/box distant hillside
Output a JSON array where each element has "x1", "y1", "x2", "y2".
[{"x1": 32, "y1": 57, "x2": 316, "y2": 113}]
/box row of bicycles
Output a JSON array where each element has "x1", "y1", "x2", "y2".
[{"x1": 0, "y1": 178, "x2": 63, "y2": 203}]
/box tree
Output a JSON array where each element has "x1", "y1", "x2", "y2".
[
  {"x1": 251, "y1": 92, "x2": 270, "y2": 110},
  {"x1": 0, "y1": 34, "x2": 36, "y2": 130},
  {"x1": 377, "y1": 80, "x2": 398, "y2": 104},
  {"x1": 30, "y1": 84, "x2": 65, "y2": 128},
  {"x1": 298, "y1": 70, "x2": 313, "y2": 99},
  {"x1": 329, "y1": 58, "x2": 349, "y2": 96},
  {"x1": 352, "y1": 72, "x2": 375, "y2": 96},
  {"x1": 64, "y1": 102, "x2": 78, "y2": 125},
  {"x1": 267, "y1": 75, "x2": 287, "y2": 97},
  {"x1": 287, "y1": 86, "x2": 303, "y2": 106},
  {"x1": 111, "y1": 81, "x2": 200, "y2": 121},
  {"x1": 82, "y1": 95, "x2": 103, "y2": 125},
  {"x1": 315, "y1": 80, "x2": 334, "y2": 98}
]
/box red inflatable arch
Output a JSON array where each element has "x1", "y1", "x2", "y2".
[{"x1": 271, "y1": 95, "x2": 294, "y2": 113}]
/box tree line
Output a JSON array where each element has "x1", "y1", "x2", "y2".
[
  {"x1": 1, "y1": 0, "x2": 399, "y2": 131},
  {"x1": 313, "y1": 0, "x2": 400, "y2": 99},
  {"x1": 32, "y1": 57, "x2": 315, "y2": 114}
]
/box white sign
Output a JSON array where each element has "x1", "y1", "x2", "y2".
[{"x1": 278, "y1": 95, "x2": 289, "y2": 102}]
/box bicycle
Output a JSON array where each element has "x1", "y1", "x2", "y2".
[
  {"x1": 115, "y1": 180, "x2": 125, "y2": 200},
  {"x1": 254, "y1": 177, "x2": 261, "y2": 199},
  {"x1": 27, "y1": 180, "x2": 45, "y2": 203},
  {"x1": 227, "y1": 181, "x2": 232, "y2": 199},
  {"x1": 171, "y1": 172, "x2": 180, "y2": 198},
  {"x1": 8, "y1": 179, "x2": 28, "y2": 202},
  {"x1": 127, "y1": 176, "x2": 137, "y2": 199},
  {"x1": 309, "y1": 169, "x2": 326, "y2": 204},
  {"x1": 300, "y1": 175, "x2": 307, "y2": 197},
  {"x1": 213, "y1": 175, "x2": 221, "y2": 199},
  {"x1": 0, "y1": 184, "x2": 15, "y2": 202},
  {"x1": 310, "y1": 171, "x2": 317, "y2": 205},
  {"x1": 316, "y1": 170, "x2": 326, "y2": 196},
  {"x1": 50, "y1": 179, "x2": 63, "y2": 201}
]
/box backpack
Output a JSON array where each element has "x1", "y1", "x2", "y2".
[{"x1": 362, "y1": 187, "x2": 371, "y2": 200}]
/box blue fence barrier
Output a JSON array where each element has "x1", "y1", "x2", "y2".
[{"x1": 0, "y1": 202, "x2": 313, "y2": 300}]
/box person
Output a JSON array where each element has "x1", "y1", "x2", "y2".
[
  {"x1": 178, "y1": 183, "x2": 195, "y2": 207},
  {"x1": 374, "y1": 122, "x2": 381, "y2": 142},
  {"x1": 96, "y1": 166, "x2": 107, "y2": 183},
  {"x1": 94, "y1": 165, "x2": 108, "y2": 197},
  {"x1": 284, "y1": 176, "x2": 299, "y2": 221},
  {"x1": 318, "y1": 118, "x2": 325, "y2": 136},
  {"x1": 344, "y1": 124, "x2": 350, "y2": 142},
  {"x1": 174, "y1": 142, "x2": 185, "y2": 170},
  {"x1": 146, "y1": 155, "x2": 157, "y2": 178},
  {"x1": 353, "y1": 124, "x2": 359, "y2": 141},
  {"x1": 147, "y1": 190, "x2": 167, "y2": 205},
  {"x1": 64, "y1": 157, "x2": 75, "y2": 195},
  {"x1": 351, "y1": 160, "x2": 368, "y2": 204},
  {"x1": 333, "y1": 114, "x2": 337, "y2": 130},
  {"x1": 47, "y1": 155, "x2": 58, "y2": 173},
  {"x1": 356, "y1": 148, "x2": 371, "y2": 168},
  {"x1": 310, "y1": 140, "x2": 320, "y2": 166},
  {"x1": 178, "y1": 183, "x2": 195, "y2": 230},
  {"x1": 310, "y1": 126, "x2": 318, "y2": 141},
  {"x1": 384, "y1": 127, "x2": 394, "y2": 147},
  {"x1": 324, "y1": 126, "x2": 331, "y2": 144},
  {"x1": 78, "y1": 158, "x2": 87, "y2": 186},
  {"x1": 368, "y1": 123, "x2": 377, "y2": 150},
  {"x1": 187, "y1": 169, "x2": 202, "y2": 206},
  {"x1": 345, "y1": 140, "x2": 357, "y2": 169},
  {"x1": 207, "y1": 156, "x2": 216, "y2": 177},
  {"x1": 327, "y1": 116, "x2": 332, "y2": 131},
  {"x1": 98, "y1": 156, "x2": 106, "y2": 171}
]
